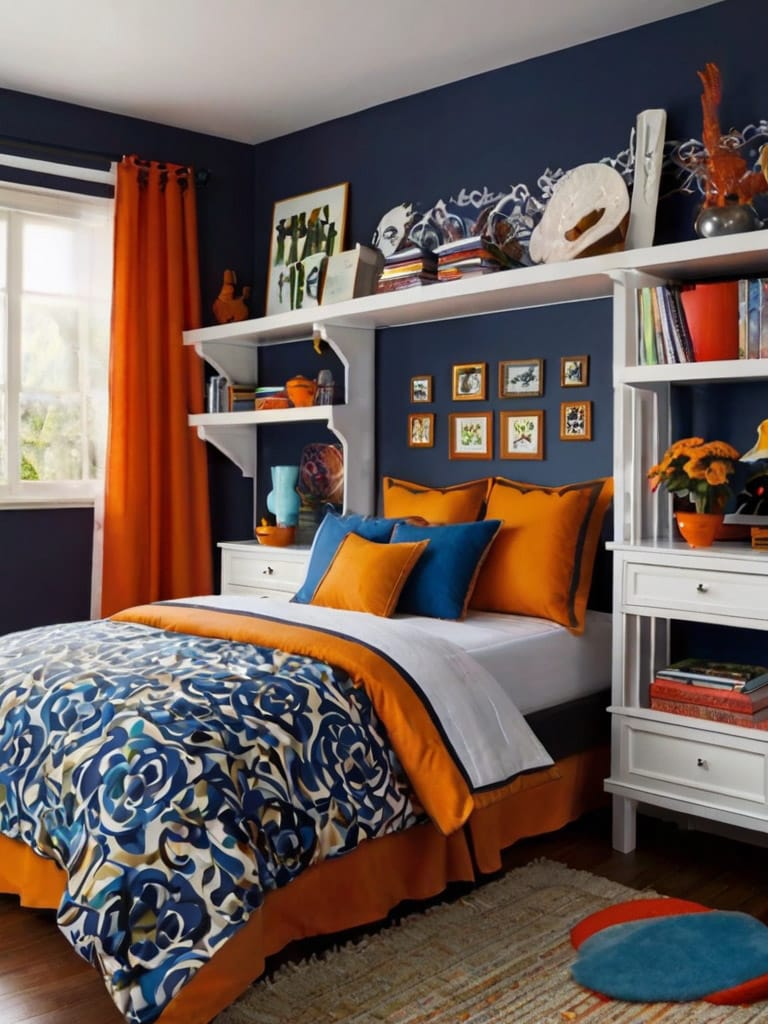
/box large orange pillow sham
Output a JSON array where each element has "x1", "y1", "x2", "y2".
[
  {"x1": 381, "y1": 476, "x2": 489, "y2": 523},
  {"x1": 470, "y1": 476, "x2": 613, "y2": 633}
]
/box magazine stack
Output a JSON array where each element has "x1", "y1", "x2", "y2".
[
  {"x1": 376, "y1": 246, "x2": 437, "y2": 292},
  {"x1": 649, "y1": 658, "x2": 768, "y2": 729}
]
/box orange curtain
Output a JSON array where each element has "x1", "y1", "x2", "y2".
[{"x1": 100, "y1": 156, "x2": 212, "y2": 617}]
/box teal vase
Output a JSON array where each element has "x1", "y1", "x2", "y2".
[{"x1": 267, "y1": 465, "x2": 300, "y2": 526}]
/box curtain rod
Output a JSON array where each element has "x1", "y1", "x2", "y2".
[{"x1": 0, "y1": 135, "x2": 210, "y2": 186}]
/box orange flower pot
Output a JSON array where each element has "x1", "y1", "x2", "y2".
[{"x1": 674, "y1": 511, "x2": 724, "y2": 548}]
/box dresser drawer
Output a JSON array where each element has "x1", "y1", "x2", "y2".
[
  {"x1": 614, "y1": 714, "x2": 768, "y2": 811},
  {"x1": 622, "y1": 561, "x2": 768, "y2": 624},
  {"x1": 219, "y1": 543, "x2": 310, "y2": 599}
]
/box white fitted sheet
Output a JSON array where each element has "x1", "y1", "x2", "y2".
[{"x1": 394, "y1": 609, "x2": 612, "y2": 715}]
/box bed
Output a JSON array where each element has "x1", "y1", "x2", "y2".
[{"x1": 0, "y1": 476, "x2": 614, "y2": 1024}]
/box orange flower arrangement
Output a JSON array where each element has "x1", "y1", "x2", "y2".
[{"x1": 648, "y1": 436, "x2": 740, "y2": 513}]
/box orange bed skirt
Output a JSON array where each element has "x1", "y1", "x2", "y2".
[{"x1": 0, "y1": 747, "x2": 608, "y2": 1024}]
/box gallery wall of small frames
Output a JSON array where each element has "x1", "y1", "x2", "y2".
[{"x1": 408, "y1": 356, "x2": 592, "y2": 458}]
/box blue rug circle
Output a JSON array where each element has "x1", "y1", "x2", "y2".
[{"x1": 572, "y1": 910, "x2": 768, "y2": 1001}]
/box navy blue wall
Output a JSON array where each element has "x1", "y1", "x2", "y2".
[
  {"x1": 0, "y1": 90, "x2": 255, "y2": 633},
  {"x1": 251, "y1": 0, "x2": 767, "y2": 506},
  {"x1": 3, "y1": 0, "x2": 768, "y2": 631}
]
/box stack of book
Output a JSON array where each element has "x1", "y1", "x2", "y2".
[
  {"x1": 434, "y1": 235, "x2": 509, "y2": 282},
  {"x1": 650, "y1": 658, "x2": 768, "y2": 729},
  {"x1": 377, "y1": 246, "x2": 437, "y2": 292},
  {"x1": 637, "y1": 285, "x2": 695, "y2": 365}
]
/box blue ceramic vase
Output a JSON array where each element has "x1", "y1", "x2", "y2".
[{"x1": 266, "y1": 464, "x2": 300, "y2": 526}]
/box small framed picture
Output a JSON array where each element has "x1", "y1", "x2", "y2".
[
  {"x1": 560, "y1": 400, "x2": 592, "y2": 440},
  {"x1": 499, "y1": 359, "x2": 544, "y2": 398},
  {"x1": 500, "y1": 410, "x2": 544, "y2": 460},
  {"x1": 408, "y1": 413, "x2": 434, "y2": 448},
  {"x1": 452, "y1": 363, "x2": 487, "y2": 401},
  {"x1": 448, "y1": 412, "x2": 493, "y2": 459},
  {"x1": 560, "y1": 355, "x2": 589, "y2": 387},
  {"x1": 410, "y1": 375, "x2": 433, "y2": 403}
]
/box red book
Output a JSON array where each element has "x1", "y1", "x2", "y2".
[
  {"x1": 650, "y1": 677, "x2": 768, "y2": 714},
  {"x1": 650, "y1": 696, "x2": 768, "y2": 729}
]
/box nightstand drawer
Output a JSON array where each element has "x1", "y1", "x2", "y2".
[
  {"x1": 219, "y1": 542, "x2": 310, "y2": 599},
  {"x1": 622, "y1": 561, "x2": 768, "y2": 624},
  {"x1": 616, "y1": 714, "x2": 768, "y2": 809}
]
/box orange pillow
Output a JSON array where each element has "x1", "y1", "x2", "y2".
[
  {"x1": 470, "y1": 477, "x2": 613, "y2": 633},
  {"x1": 381, "y1": 476, "x2": 489, "y2": 523},
  {"x1": 310, "y1": 531, "x2": 429, "y2": 617}
]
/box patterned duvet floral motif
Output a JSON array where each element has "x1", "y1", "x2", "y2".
[{"x1": 0, "y1": 619, "x2": 417, "y2": 1023}]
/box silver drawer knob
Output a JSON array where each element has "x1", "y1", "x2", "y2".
[
  {"x1": 697, "y1": 757, "x2": 708, "y2": 768},
  {"x1": 696, "y1": 583, "x2": 708, "y2": 593},
  {"x1": 262, "y1": 566, "x2": 274, "y2": 575}
]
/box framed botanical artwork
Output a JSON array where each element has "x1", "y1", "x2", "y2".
[
  {"x1": 560, "y1": 400, "x2": 592, "y2": 440},
  {"x1": 448, "y1": 412, "x2": 493, "y2": 460},
  {"x1": 452, "y1": 363, "x2": 487, "y2": 401},
  {"x1": 500, "y1": 410, "x2": 544, "y2": 460},
  {"x1": 266, "y1": 182, "x2": 349, "y2": 316},
  {"x1": 560, "y1": 355, "x2": 589, "y2": 387},
  {"x1": 408, "y1": 413, "x2": 434, "y2": 448},
  {"x1": 499, "y1": 358, "x2": 544, "y2": 398},
  {"x1": 410, "y1": 375, "x2": 433, "y2": 403}
]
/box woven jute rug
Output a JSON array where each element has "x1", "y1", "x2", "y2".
[{"x1": 215, "y1": 859, "x2": 768, "y2": 1023}]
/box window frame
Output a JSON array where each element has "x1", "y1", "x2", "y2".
[{"x1": 0, "y1": 178, "x2": 115, "y2": 509}]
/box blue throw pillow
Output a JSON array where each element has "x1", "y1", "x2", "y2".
[
  {"x1": 391, "y1": 519, "x2": 502, "y2": 619},
  {"x1": 292, "y1": 511, "x2": 401, "y2": 604}
]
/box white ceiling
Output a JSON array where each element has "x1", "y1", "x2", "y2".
[{"x1": 1, "y1": 0, "x2": 721, "y2": 145}]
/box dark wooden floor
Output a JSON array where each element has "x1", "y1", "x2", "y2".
[{"x1": 3, "y1": 807, "x2": 768, "y2": 1023}]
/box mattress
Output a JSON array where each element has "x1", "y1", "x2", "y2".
[{"x1": 398, "y1": 609, "x2": 613, "y2": 715}]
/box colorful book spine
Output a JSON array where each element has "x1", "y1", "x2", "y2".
[
  {"x1": 650, "y1": 697, "x2": 768, "y2": 728},
  {"x1": 747, "y1": 278, "x2": 762, "y2": 358},
  {"x1": 738, "y1": 278, "x2": 749, "y2": 358},
  {"x1": 761, "y1": 279, "x2": 768, "y2": 360},
  {"x1": 650, "y1": 677, "x2": 768, "y2": 713}
]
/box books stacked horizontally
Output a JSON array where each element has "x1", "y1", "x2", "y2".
[
  {"x1": 650, "y1": 658, "x2": 768, "y2": 729},
  {"x1": 377, "y1": 246, "x2": 437, "y2": 293},
  {"x1": 637, "y1": 285, "x2": 695, "y2": 365},
  {"x1": 434, "y1": 235, "x2": 509, "y2": 282}
]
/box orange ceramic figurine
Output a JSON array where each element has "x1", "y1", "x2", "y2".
[
  {"x1": 285, "y1": 374, "x2": 317, "y2": 407},
  {"x1": 213, "y1": 269, "x2": 251, "y2": 323},
  {"x1": 697, "y1": 63, "x2": 767, "y2": 208}
]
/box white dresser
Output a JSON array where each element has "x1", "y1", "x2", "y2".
[{"x1": 219, "y1": 541, "x2": 310, "y2": 599}]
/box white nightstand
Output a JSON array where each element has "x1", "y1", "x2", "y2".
[{"x1": 218, "y1": 541, "x2": 311, "y2": 599}]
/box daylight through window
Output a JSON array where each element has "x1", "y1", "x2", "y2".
[{"x1": 0, "y1": 183, "x2": 114, "y2": 504}]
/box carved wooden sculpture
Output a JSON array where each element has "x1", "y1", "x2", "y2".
[{"x1": 213, "y1": 269, "x2": 251, "y2": 323}]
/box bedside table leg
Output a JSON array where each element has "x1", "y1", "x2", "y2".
[{"x1": 612, "y1": 795, "x2": 637, "y2": 853}]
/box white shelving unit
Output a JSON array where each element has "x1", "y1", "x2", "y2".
[{"x1": 604, "y1": 239, "x2": 768, "y2": 854}]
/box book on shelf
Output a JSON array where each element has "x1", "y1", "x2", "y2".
[
  {"x1": 650, "y1": 696, "x2": 768, "y2": 729},
  {"x1": 654, "y1": 658, "x2": 768, "y2": 692},
  {"x1": 650, "y1": 676, "x2": 768, "y2": 713},
  {"x1": 636, "y1": 284, "x2": 694, "y2": 365}
]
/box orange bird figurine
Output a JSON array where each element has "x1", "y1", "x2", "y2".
[{"x1": 213, "y1": 269, "x2": 251, "y2": 323}]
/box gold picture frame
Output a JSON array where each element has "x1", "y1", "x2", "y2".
[
  {"x1": 500, "y1": 410, "x2": 544, "y2": 460},
  {"x1": 452, "y1": 363, "x2": 487, "y2": 401},
  {"x1": 560, "y1": 355, "x2": 589, "y2": 387},
  {"x1": 410, "y1": 375, "x2": 433, "y2": 403},
  {"x1": 448, "y1": 412, "x2": 493, "y2": 459},
  {"x1": 266, "y1": 182, "x2": 349, "y2": 316},
  {"x1": 560, "y1": 400, "x2": 592, "y2": 440},
  {"x1": 408, "y1": 413, "x2": 434, "y2": 448},
  {"x1": 499, "y1": 358, "x2": 544, "y2": 398}
]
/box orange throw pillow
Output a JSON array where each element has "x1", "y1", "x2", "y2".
[
  {"x1": 381, "y1": 476, "x2": 489, "y2": 523},
  {"x1": 470, "y1": 476, "x2": 613, "y2": 633},
  {"x1": 310, "y1": 531, "x2": 429, "y2": 617}
]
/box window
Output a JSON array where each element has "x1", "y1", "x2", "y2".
[{"x1": 0, "y1": 182, "x2": 114, "y2": 505}]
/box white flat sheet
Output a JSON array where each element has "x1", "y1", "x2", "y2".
[{"x1": 395, "y1": 609, "x2": 612, "y2": 716}]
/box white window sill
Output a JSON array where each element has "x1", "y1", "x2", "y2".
[{"x1": 0, "y1": 496, "x2": 96, "y2": 511}]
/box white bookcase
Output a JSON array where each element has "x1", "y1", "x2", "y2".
[{"x1": 604, "y1": 239, "x2": 768, "y2": 853}]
